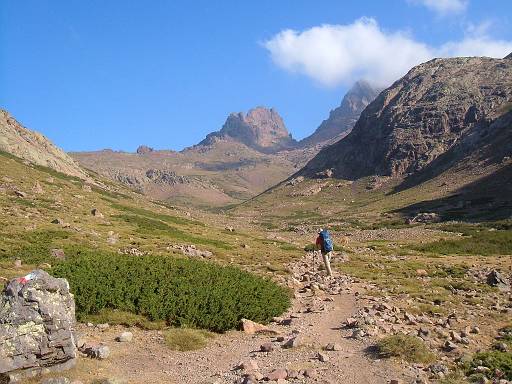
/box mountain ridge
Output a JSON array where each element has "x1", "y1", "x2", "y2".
[
  {"x1": 299, "y1": 80, "x2": 381, "y2": 147},
  {"x1": 0, "y1": 109, "x2": 88, "y2": 180},
  {"x1": 300, "y1": 56, "x2": 512, "y2": 181}
]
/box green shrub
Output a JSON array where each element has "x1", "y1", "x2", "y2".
[
  {"x1": 465, "y1": 351, "x2": 512, "y2": 380},
  {"x1": 377, "y1": 333, "x2": 436, "y2": 363},
  {"x1": 0, "y1": 229, "x2": 70, "y2": 264},
  {"x1": 164, "y1": 328, "x2": 215, "y2": 351},
  {"x1": 52, "y1": 252, "x2": 290, "y2": 332}
]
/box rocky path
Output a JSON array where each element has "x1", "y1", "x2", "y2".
[{"x1": 73, "y1": 252, "x2": 415, "y2": 384}]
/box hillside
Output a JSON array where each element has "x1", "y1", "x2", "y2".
[
  {"x1": 301, "y1": 56, "x2": 512, "y2": 181},
  {"x1": 72, "y1": 140, "x2": 318, "y2": 207},
  {"x1": 0, "y1": 109, "x2": 87, "y2": 180}
]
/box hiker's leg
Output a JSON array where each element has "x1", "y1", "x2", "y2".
[{"x1": 322, "y1": 252, "x2": 333, "y2": 276}]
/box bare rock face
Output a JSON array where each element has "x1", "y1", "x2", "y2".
[
  {"x1": 0, "y1": 110, "x2": 87, "y2": 180},
  {"x1": 301, "y1": 56, "x2": 512, "y2": 179},
  {"x1": 300, "y1": 80, "x2": 381, "y2": 147},
  {"x1": 199, "y1": 107, "x2": 296, "y2": 153},
  {"x1": 0, "y1": 270, "x2": 77, "y2": 382},
  {"x1": 505, "y1": 52, "x2": 512, "y2": 60}
]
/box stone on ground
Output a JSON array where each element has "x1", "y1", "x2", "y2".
[
  {"x1": 266, "y1": 368, "x2": 287, "y2": 381},
  {"x1": 241, "y1": 318, "x2": 276, "y2": 335},
  {"x1": 116, "y1": 331, "x2": 133, "y2": 342}
]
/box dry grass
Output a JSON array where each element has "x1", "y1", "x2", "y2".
[
  {"x1": 377, "y1": 334, "x2": 436, "y2": 364},
  {"x1": 82, "y1": 309, "x2": 167, "y2": 330},
  {"x1": 163, "y1": 328, "x2": 215, "y2": 351}
]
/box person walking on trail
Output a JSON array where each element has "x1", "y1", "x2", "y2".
[{"x1": 316, "y1": 228, "x2": 333, "y2": 276}]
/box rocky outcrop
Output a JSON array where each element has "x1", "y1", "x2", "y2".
[
  {"x1": 199, "y1": 107, "x2": 296, "y2": 153},
  {"x1": 0, "y1": 270, "x2": 77, "y2": 382},
  {"x1": 0, "y1": 110, "x2": 87, "y2": 179},
  {"x1": 299, "y1": 80, "x2": 381, "y2": 147},
  {"x1": 136, "y1": 145, "x2": 154, "y2": 155},
  {"x1": 145, "y1": 169, "x2": 191, "y2": 185},
  {"x1": 301, "y1": 56, "x2": 512, "y2": 179}
]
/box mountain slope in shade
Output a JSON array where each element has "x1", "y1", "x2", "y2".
[
  {"x1": 198, "y1": 107, "x2": 296, "y2": 153},
  {"x1": 299, "y1": 80, "x2": 381, "y2": 147},
  {"x1": 0, "y1": 109, "x2": 87, "y2": 179},
  {"x1": 301, "y1": 56, "x2": 512, "y2": 180}
]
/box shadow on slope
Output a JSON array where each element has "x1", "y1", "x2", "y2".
[
  {"x1": 395, "y1": 164, "x2": 512, "y2": 221},
  {"x1": 393, "y1": 109, "x2": 512, "y2": 194}
]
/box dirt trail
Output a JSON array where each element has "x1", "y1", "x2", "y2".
[{"x1": 74, "y1": 253, "x2": 415, "y2": 384}]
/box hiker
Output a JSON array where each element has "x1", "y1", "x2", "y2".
[{"x1": 316, "y1": 228, "x2": 333, "y2": 276}]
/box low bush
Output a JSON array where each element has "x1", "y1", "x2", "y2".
[
  {"x1": 465, "y1": 351, "x2": 512, "y2": 380},
  {"x1": 377, "y1": 333, "x2": 436, "y2": 363},
  {"x1": 0, "y1": 229, "x2": 70, "y2": 264},
  {"x1": 52, "y1": 252, "x2": 290, "y2": 332},
  {"x1": 164, "y1": 328, "x2": 215, "y2": 351}
]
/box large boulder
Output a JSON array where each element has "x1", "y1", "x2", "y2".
[
  {"x1": 0, "y1": 270, "x2": 77, "y2": 382},
  {"x1": 486, "y1": 270, "x2": 511, "y2": 291}
]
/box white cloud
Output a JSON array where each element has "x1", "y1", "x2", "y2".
[
  {"x1": 410, "y1": 0, "x2": 468, "y2": 15},
  {"x1": 263, "y1": 18, "x2": 512, "y2": 87},
  {"x1": 439, "y1": 37, "x2": 512, "y2": 58}
]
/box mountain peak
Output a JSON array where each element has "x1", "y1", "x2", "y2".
[
  {"x1": 505, "y1": 52, "x2": 512, "y2": 59},
  {"x1": 299, "y1": 80, "x2": 381, "y2": 147},
  {"x1": 199, "y1": 107, "x2": 296, "y2": 153}
]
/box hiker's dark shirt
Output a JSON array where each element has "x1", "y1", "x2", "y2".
[{"x1": 316, "y1": 235, "x2": 324, "y2": 253}]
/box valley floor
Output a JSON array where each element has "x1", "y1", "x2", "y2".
[{"x1": 28, "y1": 252, "x2": 416, "y2": 384}]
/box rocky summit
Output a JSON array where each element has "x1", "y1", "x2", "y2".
[
  {"x1": 0, "y1": 110, "x2": 87, "y2": 180},
  {"x1": 301, "y1": 56, "x2": 512, "y2": 179},
  {"x1": 198, "y1": 107, "x2": 296, "y2": 153},
  {"x1": 299, "y1": 80, "x2": 381, "y2": 147}
]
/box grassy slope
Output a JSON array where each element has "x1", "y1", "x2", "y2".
[{"x1": 0, "y1": 151, "x2": 300, "y2": 283}]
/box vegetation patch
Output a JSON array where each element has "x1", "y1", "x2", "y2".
[
  {"x1": 465, "y1": 351, "x2": 512, "y2": 380},
  {"x1": 163, "y1": 328, "x2": 215, "y2": 351},
  {"x1": 110, "y1": 203, "x2": 203, "y2": 226},
  {"x1": 113, "y1": 214, "x2": 232, "y2": 250},
  {"x1": 0, "y1": 229, "x2": 71, "y2": 264},
  {"x1": 91, "y1": 186, "x2": 131, "y2": 200},
  {"x1": 52, "y1": 251, "x2": 290, "y2": 332},
  {"x1": 82, "y1": 309, "x2": 166, "y2": 330},
  {"x1": 415, "y1": 225, "x2": 512, "y2": 255},
  {"x1": 377, "y1": 333, "x2": 436, "y2": 363}
]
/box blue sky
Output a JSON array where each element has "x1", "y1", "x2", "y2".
[{"x1": 1, "y1": 0, "x2": 511, "y2": 152}]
